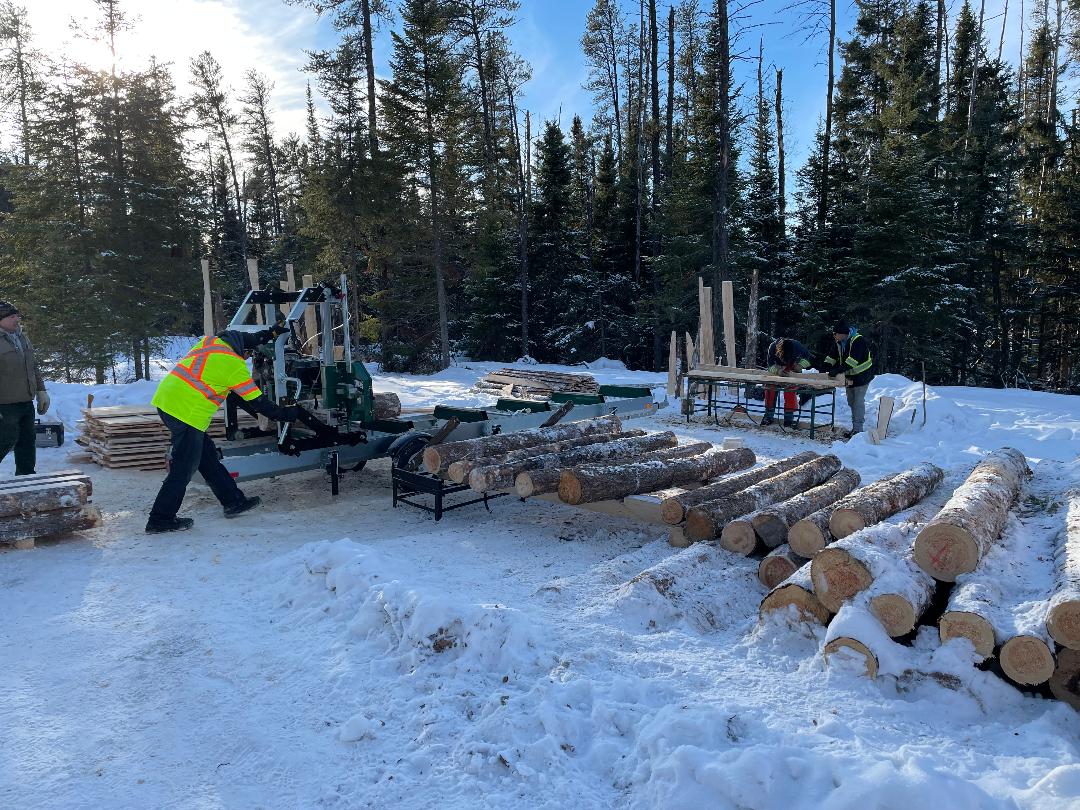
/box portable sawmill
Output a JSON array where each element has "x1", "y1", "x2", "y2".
[{"x1": 217, "y1": 276, "x2": 658, "y2": 489}]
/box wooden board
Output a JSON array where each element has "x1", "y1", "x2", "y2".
[
  {"x1": 201, "y1": 258, "x2": 214, "y2": 336},
  {"x1": 687, "y1": 369, "x2": 844, "y2": 390},
  {"x1": 868, "y1": 396, "x2": 896, "y2": 444},
  {"x1": 721, "y1": 280, "x2": 736, "y2": 367}
]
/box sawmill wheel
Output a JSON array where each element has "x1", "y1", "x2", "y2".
[{"x1": 389, "y1": 432, "x2": 432, "y2": 471}]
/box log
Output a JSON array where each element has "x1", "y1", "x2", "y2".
[
  {"x1": 372, "y1": 392, "x2": 402, "y2": 420},
  {"x1": 758, "y1": 561, "x2": 831, "y2": 625},
  {"x1": 468, "y1": 431, "x2": 678, "y2": 492},
  {"x1": 757, "y1": 546, "x2": 806, "y2": 590},
  {"x1": 786, "y1": 509, "x2": 834, "y2": 558},
  {"x1": 687, "y1": 455, "x2": 843, "y2": 546},
  {"x1": 659, "y1": 451, "x2": 820, "y2": 525},
  {"x1": 448, "y1": 430, "x2": 646, "y2": 484},
  {"x1": 514, "y1": 442, "x2": 710, "y2": 499},
  {"x1": 808, "y1": 523, "x2": 919, "y2": 614},
  {"x1": 1049, "y1": 647, "x2": 1080, "y2": 710},
  {"x1": 0, "y1": 505, "x2": 103, "y2": 543},
  {"x1": 913, "y1": 447, "x2": 1030, "y2": 582},
  {"x1": 743, "y1": 469, "x2": 863, "y2": 550},
  {"x1": 422, "y1": 415, "x2": 622, "y2": 474},
  {"x1": 938, "y1": 611, "x2": 996, "y2": 659},
  {"x1": 0, "y1": 481, "x2": 91, "y2": 519},
  {"x1": 823, "y1": 637, "x2": 879, "y2": 678},
  {"x1": 558, "y1": 447, "x2": 756, "y2": 506},
  {"x1": 999, "y1": 635, "x2": 1056, "y2": 686},
  {"x1": 1047, "y1": 487, "x2": 1080, "y2": 649},
  {"x1": 828, "y1": 462, "x2": 944, "y2": 539},
  {"x1": 821, "y1": 604, "x2": 906, "y2": 679}
]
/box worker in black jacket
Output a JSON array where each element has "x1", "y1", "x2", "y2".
[
  {"x1": 823, "y1": 321, "x2": 875, "y2": 433},
  {"x1": 762, "y1": 337, "x2": 813, "y2": 427}
]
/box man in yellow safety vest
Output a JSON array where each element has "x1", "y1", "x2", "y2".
[{"x1": 146, "y1": 326, "x2": 304, "y2": 533}]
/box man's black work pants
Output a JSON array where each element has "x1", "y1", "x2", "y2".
[
  {"x1": 0, "y1": 400, "x2": 36, "y2": 475},
  {"x1": 149, "y1": 409, "x2": 244, "y2": 521}
]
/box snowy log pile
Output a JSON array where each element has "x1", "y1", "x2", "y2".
[
  {"x1": 0, "y1": 470, "x2": 102, "y2": 550},
  {"x1": 472, "y1": 368, "x2": 600, "y2": 400}
]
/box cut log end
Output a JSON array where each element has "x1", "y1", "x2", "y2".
[
  {"x1": 823, "y1": 637, "x2": 879, "y2": 678},
  {"x1": 447, "y1": 461, "x2": 469, "y2": 484},
  {"x1": 939, "y1": 610, "x2": 996, "y2": 660},
  {"x1": 788, "y1": 519, "x2": 827, "y2": 558},
  {"x1": 828, "y1": 508, "x2": 867, "y2": 540},
  {"x1": 913, "y1": 524, "x2": 979, "y2": 582},
  {"x1": 557, "y1": 473, "x2": 584, "y2": 505},
  {"x1": 758, "y1": 554, "x2": 800, "y2": 590},
  {"x1": 809, "y1": 548, "x2": 873, "y2": 613},
  {"x1": 758, "y1": 585, "x2": 831, "y2": 625},
  {"x1": 869, "y1": 594, "x2": 917, "y2": 638},
  {"x1": 1050, "y1": 648, "x2": 1080, "y2": 711},
  {"x1": 684, "y1": 508, "x2": 719, "y2": 542},
  {"x1": 999, "y1": 636, "x2": 1056, "y2": 686},
  {"x1": 422, "y1": 447, "x2": 442, "y2": 475},
  {"x1": 659, "y1": 499, "x2": 686, "y2": 525},
  {"x1": 667, "y1": 526, "x2": 691, "y2": 548},
  {"x1": 719, "y1": 520, "x2": 757, "y2": 556},
  {"x1": 1047, "y1": 602, "x2": 1080, "y2": 650}
]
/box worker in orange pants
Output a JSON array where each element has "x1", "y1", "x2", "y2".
[{"x1": 762, "y1": 337, "x2": 813, "y2": 427}]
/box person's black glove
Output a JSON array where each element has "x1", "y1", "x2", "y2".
[
  {"x1": 282, "y1": 405, "x2": 303, "y2": 421},
  {"x1": 268, "y1": 321, "x2": 289, "y2": 340}
]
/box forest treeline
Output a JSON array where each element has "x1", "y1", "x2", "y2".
[{"x1": 0, "y1": 0, "x2": 1077, "y2": 390}]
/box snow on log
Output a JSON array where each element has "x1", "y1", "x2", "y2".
[
  {"x1": 745, "y1": 469, "x2": 863, "y2": 550},
  {"x1": 688, "y1": 455, "x2": 843, "y2": 547},
  {"x1": 914, "y1": 447, "x2": 1031, "y2": 582},
  {"x1": 758, "y1": 561, "x2": 831, "y2": 625},
  {"x1": 809, "y1": 523, "x2": 918, "y2": 614},
  {"x1": 558, "y1": 447, "x2": 755, "y2": 506},
  {"x1": 422, "y1": 415, "x2": 623, "y2": 474},
  {"x1": 1047, "y1": 487, "x2": 1080, "y2": 650},
  {"x1": 938, "y1": 611, "x2": 996, "y2": 660},
  {"x1": 467, "y1": 431, "x2": 675, "y2": 492},
  {"x1": 1050, "y1": 648, "x2": 1080, "y2": 711},
  {"x1": 447, "y1": 430, "x2": 645, "y2": 483},
  {"x1": 828, "y1": 462, "x2": 944, "y2": 539},
  {"x1": 823, "y1": 603, "x2": 909, "y2": 679},
  {"x1": 757, "y1": 546, "x2": 807, "y2": 590},
  {"x1": 658, "y1": 451, "x2": 819, "y2": 525},
  {"x1": 514, "y1": 442, "x2": 714, "y2": 499}
]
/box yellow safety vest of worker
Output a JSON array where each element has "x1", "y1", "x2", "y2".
[{"x1": 152, "y1": 336, "x2": 262, "y2": 431}]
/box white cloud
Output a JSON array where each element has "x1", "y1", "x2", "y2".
[{"x1": 12, "y1": 0, "x2": 324, "y2": 152}]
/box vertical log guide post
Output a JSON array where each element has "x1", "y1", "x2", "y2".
[
  {"x1": 302, "y1": 273, "x2": 317, "y2": 349},
  {"x1": 247, "y1": 258, "x2": 265, "y2": 325},
  {"x1": 281, "y1": 263, "x2": 296, "y2": 318},
  {"x1": 722, "y1": 280, "x2": 736, "y2": 367},
  {"x1": 200, "y1": 259, "x2": 214, "y2": 336},
  {"x1": 667, "y1": 331, "x2": 677, "y2": 395}
]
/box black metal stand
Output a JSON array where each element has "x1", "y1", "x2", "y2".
[
  {"x1": 391, "y1": 466, "x2": 506, "y2": 521},
  {"x1": 685, "y1": 375, "x2": 837, "y2": 439}
]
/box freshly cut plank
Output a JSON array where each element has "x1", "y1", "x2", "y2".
[
  {"x1": 1047, "y1": 488, "x2": 1080, "y2": 649},
  {"x1": 0, "y1": 471, "x2": 91, "y2": 494},
  {"x1": 659, "y1": 451, "x2": 819, "y2": 525},
  {"x1": 468, "y1": 431, "x2": 676, "y2": 492},
  {"x1": 558, "y1": 447, "x2": 755, "y2": 506},
  {"x1": 757, "y1": 546, "x2": 806, "y2": 589},
  {"x1": 741, "y1": 469, "x2": 863, "y2": 550},
  {"x1": 758, "y1": 561, "x2": 831, "y2": 625},
  {"x1": 828, "y1": 462, "x2": 944, "y2": 539},
  {"x1": 688, "y1": 455, "x2": 843, "y2": 546},
  {"x1": 1050, "y1": 648, "x2": 1080, "y2": 710},
  {"x1": 422, "y1": 415, "x2": 622, "y2": 474},
  {"x1": 0, "y1": 482, "x2": 91, "y2": 519},
  {"x1": 0, "y1": 505, "x2": 103, "y2": 544},
  {"x1": 913, "y1": 448, "x2": 1030, "y2": 582},
  {"x1": 448, "y1": 430, "x2": 646, "y2": 484},
  {"x1": 809, "y1": 523, "x2": 918, "y2": 614}
]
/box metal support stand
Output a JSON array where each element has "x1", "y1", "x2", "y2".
[
  {"x1": 327, "y1": 450, "x2": 340, "y2": 496},
  {"x1": 684, "y1": 375, "x2": 837, "y2": 439},
  {"x1": 391, "y1": 466, "x2": 506, "y2": 521}
]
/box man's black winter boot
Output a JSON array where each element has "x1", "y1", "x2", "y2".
[
  {"x1": 146, "y1": 516, "x2": 195, "y2": 534},
  {"x1": 224, "y1": 496, "x2": 261, "y2": 518}
]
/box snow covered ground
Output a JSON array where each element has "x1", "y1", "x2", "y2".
[{"x1": 3, "y1": 352, "x2": 1080, "y2": 809}]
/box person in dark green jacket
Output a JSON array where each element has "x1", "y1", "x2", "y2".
[
  {"x1": 823, "y1": 321, "x2": 874, "y2": 433},
  {"x1": 0, "y1": 301, "x2": 49, "y2": 475}
]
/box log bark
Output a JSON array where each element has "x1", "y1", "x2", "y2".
[
  {"x1": 448, "y1": 430, "x2": 645, "y2": 484},
  {"x1": 787, "y1": 510, "x2": 834, "y2": 559},
  {"x1": 0, "y1": 481, "x2": 91, "y2": 519},
  {"x1": 372, "y1": 392, "x2": 402, "y2": 419},
  {"x1": 914, "y1": 447, "x2": 1030, "y2": 582},
  {"x1": 829, "y1": 462, "x2": 944, "y2": 539},
  {"x1": 758, "y1": 561, "x2": 831, "y2": 625},
  {"x1": 688, "y1": 455, "x2": 843, "y2": 546},
  {"x1": 0, "y1": 505, "x2": 102, "y2": 543},
  {"x1": 422, "y1": 415, "x2": 622, "y2": 474},
  {"x1": 468, "y1": 431, "x2": 677, "y2": 492},
  {"x1": 757, "y1": 546, "x2": 806, "y2": 590},
  {"x1": 514, "y1": 442, "x2": 712, "y2": 499},
  {"x1": 1047, "y1": 487, "x2": 1080, "y2": 649},
  {"x1": 745, "y1": 469, "x2": 862, "y2": 550},
  {"x1": 808, "y1": 523, "x2": 919, "y2": 614},
  {"x1": 1050, "y1": 647, "x2": 1080, "y2": 710},
  {"x1": 558, "y1": 447, "x2": 755, "y2": 506},
  {"x1": 659, "y1": 451, "x2": 819, "y2": 525}
]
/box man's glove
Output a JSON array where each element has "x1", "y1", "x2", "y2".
[
  {"x1": 282, "y1": 405, "x2": 303, "y2": 421},
  {"x1": 268, "y1": 321, "x2": 289, "y2": 340},
  {"x1": 36, "y1": 391, "x2": 50, "y2": 415}
]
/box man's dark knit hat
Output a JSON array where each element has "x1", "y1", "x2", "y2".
[{"x1": 0, "y1": 301, "x2": 19, "y2": 319}]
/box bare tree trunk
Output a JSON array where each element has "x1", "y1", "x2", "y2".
[
  {"x1": 964, "y1": 0, "x2": 986, "y2": 150},
  {"x1": 712, "y1": 0, "x2": 732, "y2": 303},
  {"x1": 421, "y1": 47, "x2": 451, "y2": 369},
  {"x1": 665, "y1": 5, "x2": 675, "y2": 180},
  {"x1": 361, "y1": 0, "x2": 379, "y2": 154},
  {"x1": 466, "y1": 0, "x2": 495, "y2": 178},
  {"x1": 817, "y1": 0, "x2": 836, "y2": 228},
  {"x1": 775, "y1": 67, "x2": 786, "y2": 225}
]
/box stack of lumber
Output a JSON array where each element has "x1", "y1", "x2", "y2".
[
  {"x1": 78, "y1": 405, "x2": 258, "y2": 470},
  {"x1": 0, "y1": 470, "x2": 102, "y2": 550},
  {"x1": 473, "y1": 368, "x2": 600, "y2": 400}
]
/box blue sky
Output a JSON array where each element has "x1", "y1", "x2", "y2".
[{"x1": 20, "y1": 0, "x2": 1025, "y2": 174}]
